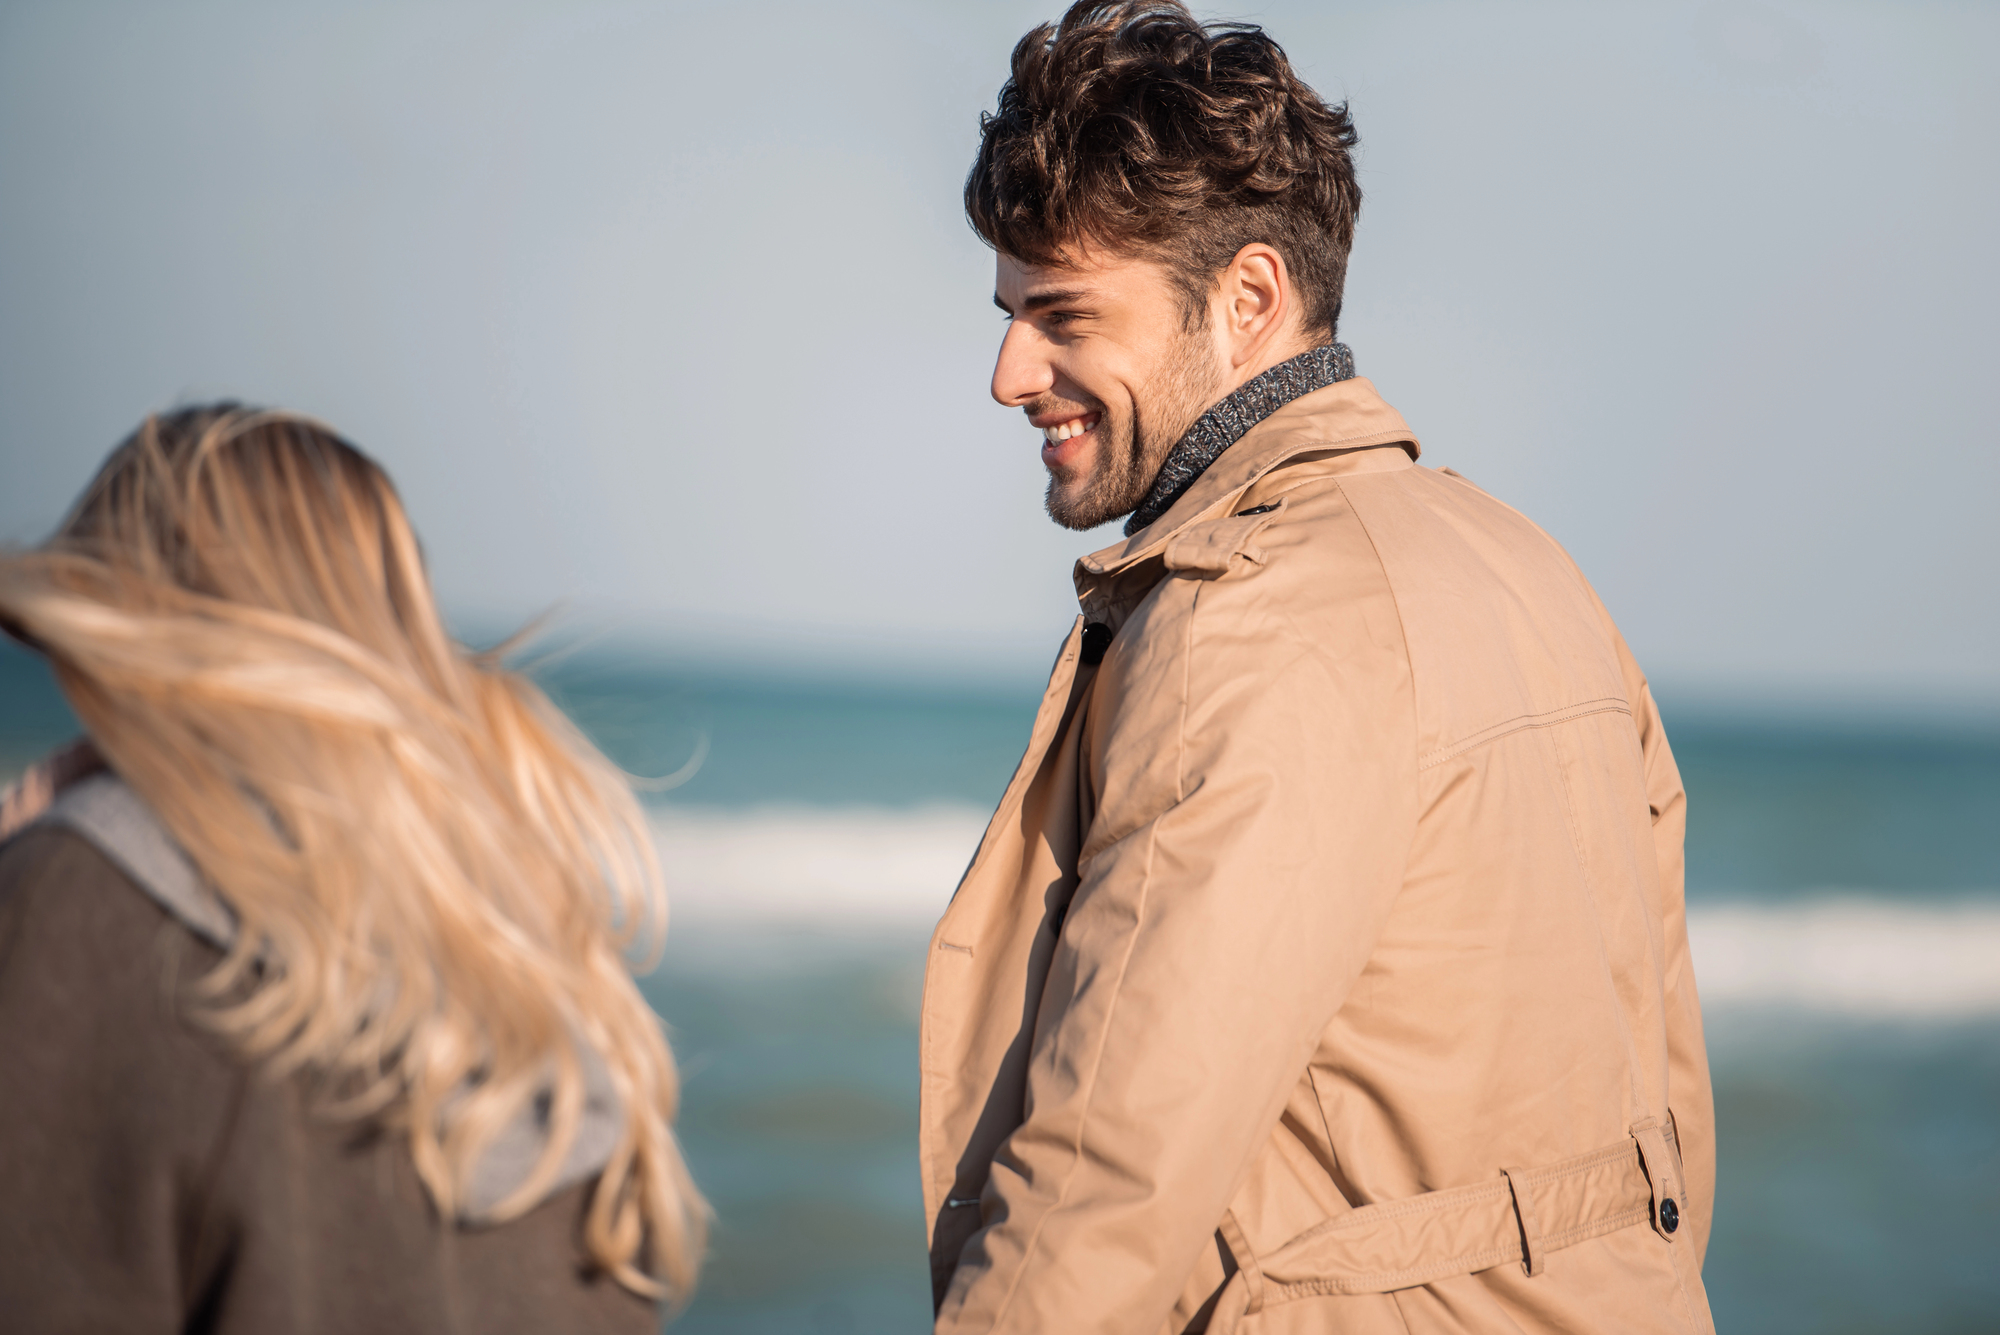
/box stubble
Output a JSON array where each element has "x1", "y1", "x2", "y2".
[{"x1": 1044, "y1": 328, "x2": 1223, "y2": 532}]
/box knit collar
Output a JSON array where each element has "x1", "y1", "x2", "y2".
[{"x1": 1125, "y1": 342, "x2": 1355, "y2": 535}]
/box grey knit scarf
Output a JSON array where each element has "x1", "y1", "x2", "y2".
[{"x1": 1125, "y1": 342, "x2": 1354, "y2": 535}]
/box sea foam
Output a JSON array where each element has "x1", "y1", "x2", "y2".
[{"x1": 652, "y1": 806, "x2": 2000, "y2": 1017}]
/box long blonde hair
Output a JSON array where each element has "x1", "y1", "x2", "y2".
[{"x1": 0, "y1": 406, "x2": 704, "y2": 1297}]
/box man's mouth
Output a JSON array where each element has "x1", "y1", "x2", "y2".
[
  {"x1": 1037, "y1": 412, "x2": 1101, "y2": 469},
  {"x1": 1040, "y1": 413, "x2": 1100, "y2": 443}
]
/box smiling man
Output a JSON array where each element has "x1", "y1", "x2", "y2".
[{"x1": 920, "y1": 4, "x2": 1716, "y2": 1334}]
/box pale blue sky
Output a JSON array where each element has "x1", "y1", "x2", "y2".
[{"x1": 2, "y1": 1, "x2": 1993, "y2": 705}]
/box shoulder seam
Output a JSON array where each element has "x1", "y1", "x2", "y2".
[{"x1": 1327, "y1": 478, "x2": 1422, "y2": 771}]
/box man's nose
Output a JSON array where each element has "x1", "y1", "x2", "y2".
[{"x1": 991, "y1": 320, "x2": 1054, "y2": 407}]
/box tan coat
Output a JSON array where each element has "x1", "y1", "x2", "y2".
[{"x1": 920, "y1": 379, "x2": 1715, "y2": 1335}]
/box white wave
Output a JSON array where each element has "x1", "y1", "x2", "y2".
[
  {"x1": 651, "y1": 807, "x2": 2000, "y2": 1017},
  {"x1": 653, "y1": 805, "x2": 987, "y2": 927},
  {"x1": 1687, "y1": 899, "x2": 2000, "y2": 1018}
]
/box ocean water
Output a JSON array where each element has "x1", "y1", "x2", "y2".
[{"x1": 3, "y1": 640, "x2": 1997, "y2": 1332}]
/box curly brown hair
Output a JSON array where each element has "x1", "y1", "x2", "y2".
[{"x1": 967, "y1": 0, "x2": 1361, "y2": 339}]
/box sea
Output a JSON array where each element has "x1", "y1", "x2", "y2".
[{"x1": 2, "y1": 638, "x2": 1996, "y2": 1334}]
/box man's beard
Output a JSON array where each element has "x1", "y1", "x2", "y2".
[{"x1": 1044, "y1": 328, "x2": 1222, "y2": 532}]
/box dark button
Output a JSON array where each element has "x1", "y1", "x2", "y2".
[
  {"x1": 1235, "y1": 502, "x2": 1279, "y2": 516},
  {"x1": 1659, "y1": 1197, "x2": 1680, "y2": 1234},
  {"x1": 1080, "y1": 622, "x2": 1113, "y2": 666}
]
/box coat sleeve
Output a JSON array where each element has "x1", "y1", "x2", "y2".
[
  {"x1": 1629, "y1": 673, "x2": 1715, "y2": 1264},
  {"x1": 935, "y1": 567, "x2": 1420, "y2": 1334},
  {"x1": 1584, "y1": 583, "x2": 1715, "y2": 1267}
]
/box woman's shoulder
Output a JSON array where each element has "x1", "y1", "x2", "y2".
[
  {"x1": 1, "y1": 814, "x2": 218, "y2": 975},
  {"x1": 12, "y1": 773, "x2": 238, "y2": 946},
  {"x1": 0, "y1": 809, "x2": 234, "y2": 1081},
  {"x1": 0, "y1": 774, "x2": 245, "y2": 1134}
]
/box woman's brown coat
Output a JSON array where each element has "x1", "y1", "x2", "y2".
[
  {"x1": 0, "y1": 826, "x2": 655, "y2": 1334},
  {"x1": 921, "y1": 379, "x2": 1715, "y2": 1334}
]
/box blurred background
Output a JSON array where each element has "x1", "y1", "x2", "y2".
[{"x1": 2, "y1": 1, "x2": 1996, "y2": 1331}]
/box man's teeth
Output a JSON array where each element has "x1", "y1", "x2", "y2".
[{"x1": 1043, "y1": 418, "x2": 1095, "y2": 442}]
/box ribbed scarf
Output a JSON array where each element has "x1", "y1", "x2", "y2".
[{"x1": 1125, "y1": 342, "x2": 1355, "y2": 535}]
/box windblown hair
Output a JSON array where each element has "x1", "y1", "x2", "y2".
[
  {"x1": 967, "y1": 0, "x2": 1362, "y2": 337},
  {"x1": 0, "y1": 407, "x2": 704, "y2": 1299}
]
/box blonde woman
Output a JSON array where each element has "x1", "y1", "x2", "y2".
[{"x1": 0, "y1": 406, "x2": 705, "y2": 1332}]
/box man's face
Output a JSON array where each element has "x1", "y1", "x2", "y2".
[{"x1": 992, "y1": 248, "x2": 1224, "y2": 531}]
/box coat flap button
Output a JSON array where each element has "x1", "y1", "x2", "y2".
[
  {"x1": 1161, "y1": 499, "x2": 1284, "y2": 578},
  {"x1": 1659, "y1": 1197, "x2": 1680, "y2": 1234},
  {"x1": 1080, "y1": 622, "x2": 1113, "y2": 665}
]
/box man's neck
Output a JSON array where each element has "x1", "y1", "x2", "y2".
[
  {"x1": 1124, "y1": 340, "x2": 1355, "y2": 536},
  {"x1": 1220, "y1": 332, "x2": 1322, "y2": 398}
]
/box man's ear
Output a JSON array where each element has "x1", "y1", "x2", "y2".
[{"x1": 1216, "y1": 243, "x2": 1294, "y2": 372}]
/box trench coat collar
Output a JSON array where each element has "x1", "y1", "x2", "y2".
[{"x1": 1078, "y1": 376, "x2": 1420, "y2": 583}]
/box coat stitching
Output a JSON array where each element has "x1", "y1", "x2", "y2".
[
  {"x1": 1179, "y1": 581, "x2": 1197, "y2": 803},
  {"x1": 1266, "y1": 1207, "x2": 1655, "y2": 1299},
  {"x1": 1420, "y1": 698, "x2": 1633, "y2": 771},
  {"x1": 1326, "y1": 478, "x2": 1423, "y2": 779}
]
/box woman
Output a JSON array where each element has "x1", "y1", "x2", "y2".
[{"x1": 0, "y1": 406, "x2": 705, "y2": 1331}]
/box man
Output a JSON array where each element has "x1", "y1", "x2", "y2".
[{"x1": 920, "y1": 3, "x2": 1716, "y2": 1333}]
